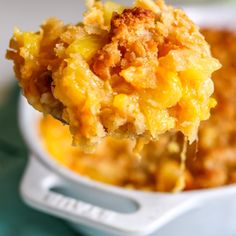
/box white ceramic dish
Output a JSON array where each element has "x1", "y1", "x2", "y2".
[
  {"x1": 19, "y1": 97, "x2": 236, "y2": 236},
  {"x1": 18, "y1": 5, "x2": 236, "y2": 236}
]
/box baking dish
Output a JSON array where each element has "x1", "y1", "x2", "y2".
[
  {"x1": 19, "y1": 95, "x2": 236, "y2": 236},
  {"x1": 18, "y1": 5, "x2": 236, "y2": 236}
]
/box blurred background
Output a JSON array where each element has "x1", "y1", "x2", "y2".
[{"x1": 0, "y1": 0, "x2": 236, "y2": 236}]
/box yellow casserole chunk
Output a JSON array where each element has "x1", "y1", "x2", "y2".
[{"x1": 7, "y1": 0, "x2": 220, "y2": 152}]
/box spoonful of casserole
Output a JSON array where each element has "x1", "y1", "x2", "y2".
[{"x1": 6, "y1": 0, "x2": 221, "y2": 153}]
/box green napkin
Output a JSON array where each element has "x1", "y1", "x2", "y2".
[{"x1": 0, "y1": 86, "x2": 80, "y2": 236}]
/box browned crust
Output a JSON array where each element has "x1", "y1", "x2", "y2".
[
  {"x1": 90, "y1": 7, "x2": 158, "y2": 81},
  {"x1": 111, "y1": 7, "x2": 156, "y2": 31}
]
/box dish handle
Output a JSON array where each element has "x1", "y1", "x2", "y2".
[{"x1": 20, "y1": 155, "x2": 200, "y2": 236}]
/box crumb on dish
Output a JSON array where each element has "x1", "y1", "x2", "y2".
[{"x1": 7, "y1": 0, "x2": 220, "y2": 152}]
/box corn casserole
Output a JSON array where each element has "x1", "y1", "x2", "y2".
[
  {"x1": 40, "y1": 28, "x2": 236, "y2": 192},
  {"x1": 6, "y1": 0, "x2": 220, "y2": 152}
]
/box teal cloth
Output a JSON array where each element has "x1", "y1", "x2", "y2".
[{"x1": 0, "y1": 86, "x2": 81, "y2": 236}]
